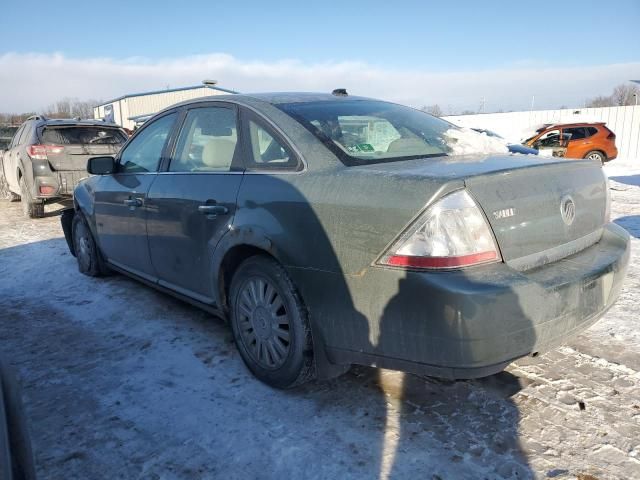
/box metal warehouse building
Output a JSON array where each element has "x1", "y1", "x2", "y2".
[{"x1": 93, "y1": 81, "x2": 236, "y2": 130}]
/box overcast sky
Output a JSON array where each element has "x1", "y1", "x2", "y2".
[{"x1": 1, "y1": 0, "x2": 638, "y2": 113}]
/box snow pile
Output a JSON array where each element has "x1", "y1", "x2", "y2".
[{"x1": 444, "y1": 128, "x2": 510, "y2": 156}]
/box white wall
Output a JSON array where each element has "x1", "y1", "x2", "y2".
[{"x1": 444, "y1": 105, "x2": 640, "y2": 163}]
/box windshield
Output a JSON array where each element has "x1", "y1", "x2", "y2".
[
  {"x1": 41, "y1": 126, "x2": 127, "y2": 145},
  {"x1": 278, "y1": 100, "x2": 508, "y2": 166}
]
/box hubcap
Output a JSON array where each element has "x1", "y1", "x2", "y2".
[
  {"x1": 588, "y1": 153, "x2": 602, "y2": 161},
  {"x1": 236, "y1": 277, "x2": 290, "y2": 369},
  {"x1": 75, "y1": 224, "x2": 91, "y2": 270}
]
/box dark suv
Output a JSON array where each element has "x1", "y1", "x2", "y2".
[{"x1": 0, "y1": 116, "x2": 127, "y2": 217}]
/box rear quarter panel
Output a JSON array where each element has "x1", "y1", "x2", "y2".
[{"x1": 234, "y1": 168, "x2": 451, "y2": 275}]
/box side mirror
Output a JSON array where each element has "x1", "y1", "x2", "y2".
[{"x1": 87, "y1": 156, "x2": 116, "y2": 175}]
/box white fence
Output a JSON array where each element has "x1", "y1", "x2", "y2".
[{"x1": 444, "y1": 105, "x2": 640, "y2": 163}]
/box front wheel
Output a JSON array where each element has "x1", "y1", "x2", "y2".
[
  {"x1": 585, "y1": 150, "x2": 606, "y2": 164},
  {"x1": 0, "y1": 166, "x2": 20, "y2": 202},
  {"x1": 229, "y1": 256, "x2": 315, "y2": 389},
  {"x1": 72, "y1": 213, "x2": 109, "y2": 277}
]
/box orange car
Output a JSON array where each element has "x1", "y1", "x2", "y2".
[{"x1": 524, "y1": 122, "x2": 617, "y2": 163}]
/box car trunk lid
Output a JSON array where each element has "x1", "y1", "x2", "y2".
[
  {"x1": 355, "y1": 155, "x2": 607, "y2": 268},
  {"x1": 464, "y1": 160, "x2": 607, "y2": 266}
]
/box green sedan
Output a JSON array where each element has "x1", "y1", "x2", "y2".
[{"x1": 61, "y1": 92, "x2": 630, "y2": 388}]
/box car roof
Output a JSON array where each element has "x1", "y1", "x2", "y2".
[
  {"x1": 543, "y1": 122, "x2": 605, "y2": 130},
  {"x1": 168, "y1": 92, "x2": 374, "y2": 110},
  {"x1": 39, "y1": 118, "x2": 123, "y2": 128}
]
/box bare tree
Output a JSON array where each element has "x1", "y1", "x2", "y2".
[
  {"x1": 585, "y1": 83, "x2": 639, "y2": 108},
  {"x1": 586, "y1": 96, "x2": 613, "y2": 108},
  {"x1": 42, "y1": 97, "x2": 101, "y2": 119},
  {"x1": 420, "y1": 104, "x2": 443, "y2": 117},
  {"x1": 611, "y1": 84, "x2": 640, "y2": 106}
]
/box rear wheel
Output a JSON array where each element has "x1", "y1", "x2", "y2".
[
  {"x1": 585, "y1": 150, "x2": 606, "y2": 164},
  {"x1": 72, "y1": 213, "x2": 109, "y2": 277},
  {"x1": 19, "y1": 177, "x2": 44, "y2": 218},
  {"x1": 229, "y1": 255, "x2": 315, "y2": 389}
]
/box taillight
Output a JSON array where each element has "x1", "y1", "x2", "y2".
[
  {"x1": 605, "y1": 127, "x2": 616, "y2": 140},
  {"x1": 26, "y1": 144, "x2": 64, "y2": 160},
  {"x1": 378, "y1": 190, "x2": 501, "y2": 270},
  {"x1": 39, "y1": 185, "x2": 57, "y2": 195}
]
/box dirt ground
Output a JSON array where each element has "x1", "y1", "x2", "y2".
[{"x1": 0, "y1": 165, "x2": 638, "y2": 480}]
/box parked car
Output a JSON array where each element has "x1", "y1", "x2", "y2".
[
  {"x1": 471, "y1": 128, "x2": 538, "y2": 155},
  {"x1": 523, "y1": 123, "x2": 617, "y2": 163},
  {"x1": 61, "y1": 93, "x2": 630, "y2": 389},
  {"x1": 0, "y1": 125, "x2": 19, "y2": 152},
  {"x1": 1, "y1": 116, "x2": 127, "y2": 217}
]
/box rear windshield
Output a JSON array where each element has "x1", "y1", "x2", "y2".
[
  {"x1": 41, "y1": 126, "x2": 127, "y2": 145},
  {"x1": 277, "y1": 100, "x2": 508, "y2": 166}
]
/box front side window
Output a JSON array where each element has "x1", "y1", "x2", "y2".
[
  {"x1": 246, "y1": 119, "x2": 298, "y2": 170},
  {"x1": 170, "y1": 107, "x2": 238, "y2": 172},
  {"x1": 536, "y1": 129, "x2": 563, "y2": 147},
  {"x1": 277, "y1": 100, "x2": 507, "y2": 166},
  {"x1": 119, "y1": 113, "x2": 176, "y2": 173}
]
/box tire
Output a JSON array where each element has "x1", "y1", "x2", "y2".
[
  {"x1": 0, "y1": 163, "x2": 19, "y2": 202},
  {"x1": 229, "y1": 255, "x2": 315, "y2": 389},
  {"x1": 19, "y1": 178, "x2": 44, "y2": 218},
  {"x1": 584, "y1": 150, "x2": 606, "y2": 164},
  {"x1": 72, "y1": 213, "x2": 110, "y2": 277}
]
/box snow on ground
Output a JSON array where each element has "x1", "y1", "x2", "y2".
[{"x1": 0, "y1": 164, "x2": 638, "y2": 480}]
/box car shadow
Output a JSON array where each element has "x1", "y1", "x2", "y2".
[
  {"x1": 43, "y1": 200, "x2": 73, "y2": 218},
  {"x1": 609, "y1": 174, "x2": 640, "y2": 187},
  {"x1": 614, "y1": 216, "x2": 640, "y2": 238},
  {"x1": 1, "y1": 170, "x2": 537, "y2": 480}
]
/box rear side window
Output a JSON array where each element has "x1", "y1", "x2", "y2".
[
  {"x1": 245, "y1": 117, "x2": 299, "y2": 171},
  {"x1": 586, "y1": 127, "x2": 598, "y2": 137},
  {"x1": 17, "y1": 124, "x2": 32, "y2": 146},
  {"x1": 10, "y1": 125, "x2": 25, "y2": 148},
  {"x1": 120, "y1": 113, "x2": 177, "y2": 173},
  {"x1": 170, "y1": 107, "x2": 239, "y2": 172},
  {"x1": 41, "y1": 127, "x2": 127, "y2": 145},
  {"x1": 563, "y1": 127, "x2": 587, "y2": 141}
]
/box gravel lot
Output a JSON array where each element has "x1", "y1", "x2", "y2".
[{"x1": 0, "y1": 164, "x2": 638, "y2": 480}]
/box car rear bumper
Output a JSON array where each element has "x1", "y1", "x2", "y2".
[
  {"x1": 32, "y1": 170, "x2": 86, "y2": 199},
  {"x1": 297, "y1": 223, "x2": 630, "y2": 379}
]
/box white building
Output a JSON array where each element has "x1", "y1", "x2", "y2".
[{"x1": 93, "y1": 82, "x2": 236, "y2": 130}]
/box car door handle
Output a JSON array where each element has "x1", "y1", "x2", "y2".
[
  {"x1": 198, "y1": 205, "x2": 228, "y2": 215},
  {"x1": 124, "y1": 197, "x2": 143, "y2": 207}
]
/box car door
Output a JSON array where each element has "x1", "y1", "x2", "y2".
[
  {"x1": 146, "y1": 104, "x2": 244, "y2": 302},
  {"x1": 3, "y1": 124, "x2": 25, "y2": 191},
  {"x1": 94, "y1": 111, "x2": 178, "y2": 280},
  {"x1": 562, "y1": 126, "x2": 589, "y2": 158}
]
